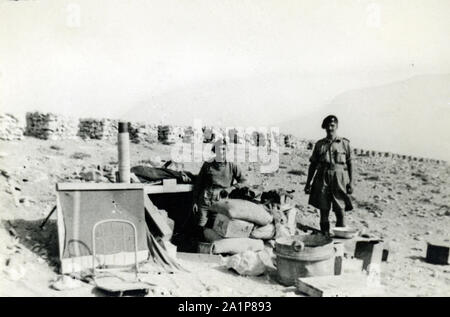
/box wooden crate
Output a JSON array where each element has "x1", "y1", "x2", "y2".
[
  {"x1": 212, "y1": 214, "x2": 254, "y2": 238},
  {"x1": 296, "y1": 274, "x2": 384, "y2": 297},
  {"x1": 426, "y1": 241, "x2": 449, "y2": 265}
]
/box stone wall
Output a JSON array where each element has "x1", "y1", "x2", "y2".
[
  {"x1": 102, "y1": 119, "x2": 119, "y2": 140},
  {"x1": 183, "y1": 126, "x2": 203, "y2": 144},
  {"x1": 0, "y1": 113, "x2": 24, "y2": 140},
  {"x1": 25, "y1": 112, "x2": 77, "y2": 140},
  {"x1": 129, "y1": 122, "x2": 158, "y2": 144},
  {"x1": 78, "y1": 118, "x2": 118, "y2": 140},
  {"x1": 157, "y1": 125, "x2": 184, "y2": 144},
  {"x1": 0, "y1": 111, "x2": 445, "y2": 164},
  {"x1": 301, "y1": 141, "x2": 444, "y2": 164}
]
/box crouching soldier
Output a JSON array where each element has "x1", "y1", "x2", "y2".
[{"x1": 304, "y1": 115, "x2": 354, "y2": 237}]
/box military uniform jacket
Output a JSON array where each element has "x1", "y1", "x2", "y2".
[
  {"x1": 308, "y1": 137, "x2": 353, "y2": 211},
  {"x1": 193, "y1": 160, "x2": 247, "y2": 227},
  {"x1": 193, "y1": 160, "x2": 246, "y2": 206}
]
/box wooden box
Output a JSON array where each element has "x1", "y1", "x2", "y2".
[{"x1": 212, "y1": 213, "x2": 254, "y2": 238}]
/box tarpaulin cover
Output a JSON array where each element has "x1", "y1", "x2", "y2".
[{"x1": 131, "y1": 165, "x2": 196, "y2": 184}]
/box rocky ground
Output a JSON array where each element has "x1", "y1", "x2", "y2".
[{"x1": 0, "y1": 137, "x2": 449, "y2": 296}]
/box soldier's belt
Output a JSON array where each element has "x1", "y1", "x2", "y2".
[{"x1": 319, "y1": 162, "x2": 345, "y2": 169}]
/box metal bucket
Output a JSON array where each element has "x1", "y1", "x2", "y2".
[{"x1": 275, "y1": 234, "x2": 335, "y2": 286}]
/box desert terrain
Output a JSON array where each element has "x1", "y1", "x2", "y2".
[{"x1": 0, "y1": 137, "x2": 449, "y2": 296}]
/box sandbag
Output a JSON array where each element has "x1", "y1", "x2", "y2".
[
  {"x1": 209, "y1": 199, "x2": 273, "y2": 226},
  {"x1": 203, "y1": 227, "x2": 222, "y2": 243},
  {"x1": 274, "y1": 223, "x2": 292, "y2": 240},
  {"x1": 250, "y1": 223, "x2": 275, "y2": 240},
  {"x1": 211, "y1": 238, "x2": 264, "y2": 255},
  {"x1": 225, "y1": 251, "x2": 266, "y2": 276}
]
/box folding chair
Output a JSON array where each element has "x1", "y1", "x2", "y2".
[{"x1": 92, "y1": 219, "x2": 150, "y2": 296}]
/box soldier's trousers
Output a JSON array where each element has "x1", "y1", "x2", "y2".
[{"x1": 320, "y1": 208, "x2": 345, "y2": 234}]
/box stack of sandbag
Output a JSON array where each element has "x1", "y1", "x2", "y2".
[{"x1": 203, "y1": 199, "x2": 274, "y2": 254}]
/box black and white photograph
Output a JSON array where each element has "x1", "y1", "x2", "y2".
[{"x1": 0, "y1": 0, "x2": 449, "y2": 299}]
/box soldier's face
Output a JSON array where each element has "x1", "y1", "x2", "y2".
[
  {"x1": 326, "y1": 122, "x2": 338, "y2": 135},
  {"x1": 216, "y1": 145, "x2": 227, "y2": 161}
]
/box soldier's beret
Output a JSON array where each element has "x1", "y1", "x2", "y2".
[{"x1": 321, "y1": 115, "x2": 338, "y2": 129}]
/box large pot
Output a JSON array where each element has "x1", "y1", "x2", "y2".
[{"x1": 275, "y1": 234, "x2": 335, "y2": 286}]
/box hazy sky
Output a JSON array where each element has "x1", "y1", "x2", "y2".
[{"x1": 1, "y1": 0, "x2": 449, "y2": 127}]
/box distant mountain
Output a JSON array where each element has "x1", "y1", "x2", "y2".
[
  {"x1": 281, "y1": 74, "x2": 450, "y2": 161},
  {"x1": 119, "y1": 71, "x2": 401, "y2": 128},
  {"x1": 120, "y1": 73, "x2": 336, "y2": 128}
]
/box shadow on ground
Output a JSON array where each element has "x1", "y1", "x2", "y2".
[
  {"x1": 2, "y1": 218, "x2": 59, "y2": 269},
  {"x1": 408, "y1": 255, "x2": 428, "y2": 263}
]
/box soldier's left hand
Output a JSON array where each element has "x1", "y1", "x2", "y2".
[{"x1": 346, "y1": 183, "x2": 353, "y2": 195}]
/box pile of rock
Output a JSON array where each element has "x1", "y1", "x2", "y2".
[
  {"x1": 25, "y1": 112, "x2": 77, "y2": 140},
  {"x1": 70, "y1": 165, "x2": 115, "y2": 183},
  {"x1": 78, "y1": 118, "x2": 118, "y2": 140},
  {"x1": 295, "y1": 139, "x2": 312, "y2": 150},
  {"x1": 283, "y1": 134, "x2": 295, "y2": 148},
  {"x1": 129, "y1": 122, "x2": 158, "y2": 144},
  {"x1": 0, "y1": 113, "x2": 25, "y2": 141}
]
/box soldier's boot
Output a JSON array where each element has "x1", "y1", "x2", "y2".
[
  {"x1": 320, "y1": 221, "x2": 330, "y2": 238},
  {"x1": 335, "y1": 209, "x2": 346, "y2": 227}
]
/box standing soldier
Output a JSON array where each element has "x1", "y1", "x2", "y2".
[{"x1": 304, "y1": 115, "x2": 354, "y2": 237}]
